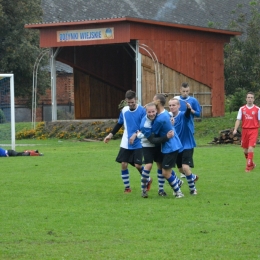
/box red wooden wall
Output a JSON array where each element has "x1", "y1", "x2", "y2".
[
  {"x1": 29, "y1": 20, "x2": 236, "y2": 118},
  {"x1": 129, "y1": 23, "x2": 230, "y2": 116}
]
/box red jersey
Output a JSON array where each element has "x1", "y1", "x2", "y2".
[{"x1": 237, "y1": 105, "x2": 260, "y2": 129}]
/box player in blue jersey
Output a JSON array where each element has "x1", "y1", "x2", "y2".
[
  {"x1": 137, "y1": 102, "x2": 184, "y2": 198},
  {"x1": 168, "y1": 98, "x2": 199, "y2": 195},
  {"x1": 175, "y1": 82, "x2": 201, "y2": 121},
  {"x1": 137, "y1": 103, "x2": 178, "y2": 198},
  {"x1": 0, "y1": 147, "x2": 43, "y2": 156},
  {"x1": 103, "y1": 90, "x2": 151, "y2": 193},
  {"x1": 0, "y1": 147, "x2": 29, "y2": 157},
  {"x1": 145, "y1": 94, "x2": 184, "y2": 198},
  {"x1": 174, "y1": 82, "x2": 201, "y2": 178}
]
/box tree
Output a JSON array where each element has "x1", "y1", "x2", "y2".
[
  {"x1": 224, "y1": 1, "x2": 260, "y2": 101},
  {"x1": 0, "y1": 0, "x2": 50, "y2": 103}
]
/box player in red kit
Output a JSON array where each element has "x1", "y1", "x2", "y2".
[{"x1": 233, "y1": 92, "x2": 260, "y2": 172}]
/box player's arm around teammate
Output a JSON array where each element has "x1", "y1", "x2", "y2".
[{"x1": 103, "y1": 90, "x2": 146, "y2": 193}]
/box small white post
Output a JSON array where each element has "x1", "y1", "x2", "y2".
[
  {"x1": 136, "y1": 41, "x2": 142, "y2": 105},
  {"x1": 50, "y1": 48, "x2": 57, "y2": 121},
  {"x1": 10, "y1": 74, "x2": 15, "y2": 150}
]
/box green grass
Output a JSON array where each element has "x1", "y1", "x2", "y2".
[
  {"x1": 1, "y1": 138, "x2": 260, "y2": 259},
  {"x1": 0, "y1": 122, "x2": 32, "y2": 143}
]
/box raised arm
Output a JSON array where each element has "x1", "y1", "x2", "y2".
[{"x1": 191, "y1": 99, "x2": 201, "y2": 117}]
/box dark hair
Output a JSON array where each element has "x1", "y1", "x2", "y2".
[
  {"x1": 125, "y1": 90, "x2": 136, "y2": 99},
  {"x1": 181, "y1": 82, "x2": 189, "y2": 88},
  {"x1": 154, "y1": 93, "x2": 166, "y2": 106},
  {"x1": 247, "y1": 91, "x2": 254, "y2": 97}
]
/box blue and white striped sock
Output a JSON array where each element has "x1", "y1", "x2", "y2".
[
  {"x1": 141, "y1": 169, "x2": 150, "y2": 191},
  {"x1": 157, "y1": 169, "x2": 165, "y2": 191},
  {"x1": 138, "y1": 165, "x2": 144, "y2": 174},
  {"x1": 167, "y1": 171, "x2": 180, "y2": 193},
  {"x1": 186, "y1": 174, "x2": 195, "y2": 191},
  {"x1": 173, "y1": 170, "x2": 182, "y2": 186},
  {"x1": 121, "y1": 169, "x2": 130, "y2": 189}
]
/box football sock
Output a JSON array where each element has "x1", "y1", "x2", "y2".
[
  {"x1": 138, "y1": 165, "x2": 144, "y2": 175},
  {"x1": 173, "y1": 170, "x2": 182, "y2": 186},
  {"x1": 167, "y1": 171, "x2": 180, "y2": 193},
  {"x1": 157, "y1": 169, "x2": 165, "y2": 191},
  {"x1": 121, "y1": 169, "x2": 130, "y2": 189},
  {"x1": 186, "y1": 174, "x2": 195, "y2": 191},
  {"x1": 141, "y1": 169, "x2": 150, "y2": 191},
  {"x1": 247, "y1": 152, "x2": 254, "y2": 166}
]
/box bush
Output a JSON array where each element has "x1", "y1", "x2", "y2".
[
  {"x1": 16, "y1": 129, "x2": 36, "y2": 140},
  {"x1": 225, "y1": 96, "x2": 232, "y2": 113},
  {"x1": 15, "y1": 121, "x2": 124, "y2": 140},
  {"x1": 228, "y1": 89, "x2": 247, "y2": 112}
]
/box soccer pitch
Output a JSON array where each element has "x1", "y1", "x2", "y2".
[{"x1": 0, "y1": 139, "x2": 259, "y2": 259}]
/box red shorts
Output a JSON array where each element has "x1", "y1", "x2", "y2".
[{"x1": 241, "y1": 128, "x2": 258, "y2": 149}]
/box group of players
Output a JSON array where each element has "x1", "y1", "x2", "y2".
[{"x1": 104, "y1": 82, "x2": 201, "y2": 199}]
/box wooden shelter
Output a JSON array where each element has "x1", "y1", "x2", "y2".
[{"x1": 25, "y1": 0, "x2": 244, "y2": 120}]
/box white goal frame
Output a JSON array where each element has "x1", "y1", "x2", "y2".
[{"x1": 0, "y1": 74, "x2": 15, "y2": 149}]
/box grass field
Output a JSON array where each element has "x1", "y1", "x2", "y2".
[{"x1": 1, "y1": 136, "x2": 260, "y2": 259}]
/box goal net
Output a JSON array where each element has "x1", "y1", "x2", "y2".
[{"x1": 0, "y1": 74, "x2": 15, "y2": 149}]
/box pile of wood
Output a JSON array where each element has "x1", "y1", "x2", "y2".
[{"x1": 208, "y1": 128, "x2": 241, "y2": 145}]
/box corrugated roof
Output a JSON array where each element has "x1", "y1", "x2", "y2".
[
  {"x1": 56, "y1": 61, "x2": 73, "y2": 74},
  {"x1": 43, "y1": 61, "x2": 73, "y2": 74},
  {"x1": 37, "y1": 0, "x2": 254, "y2": 31}
]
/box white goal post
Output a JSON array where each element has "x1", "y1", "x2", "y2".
[{"x1": 0, "y1": 74, "x2": 15, "y2": 150}]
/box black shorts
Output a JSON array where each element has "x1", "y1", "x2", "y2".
[
  {"x1": 162, "y1": 150, "x2": 179, "y2": 169},
  {"x1": 142, "y1": 146, "x2": 163, "y2": 164},
  {"x1": 7, "y1": 150, "x2": 21, "y2": 156},
  {"x1": 116, "y1": 147, "x2": 143, "y2": 166},
  {"x1": 176, "y1": 149, "x2": 194, "y2": 168}
]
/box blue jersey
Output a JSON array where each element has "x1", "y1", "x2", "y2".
[
  {"x1": 175, "y1": 95, "x2": 201, "y2": 133},
  {"x1": 139, "y1": 115, "x2": 155, "y2": 147},
  {"x1": 118, "y1": 105, "x2": 146, "y2": 149},
  {"x1": 171, "y1": 111, "x2": 196, "y2": 149},
  {"x1": 177, "y1": 96, "x2": 201, "y2": 117},
  {"x1": 0, "y1": 148, "x2": 7, "y2": 157},
  {"x1": 151, "y1": 110, "x2": 182, "y2": 154}
]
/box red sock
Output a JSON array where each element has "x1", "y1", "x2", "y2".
[{"x1": 247, "y1": 152, "x2": 254, "y2": 166}]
